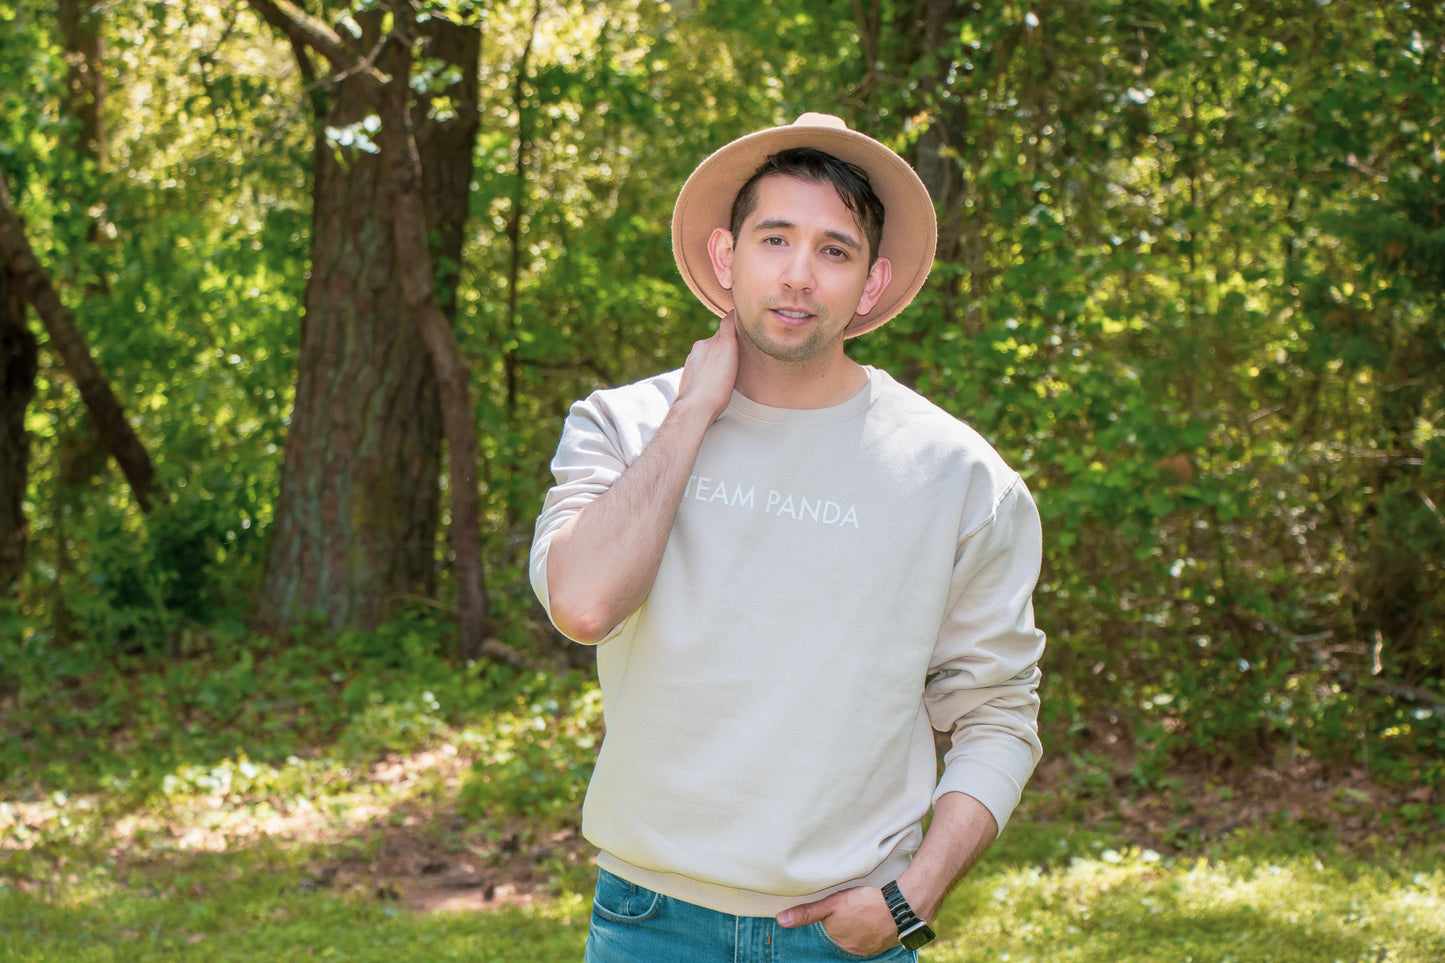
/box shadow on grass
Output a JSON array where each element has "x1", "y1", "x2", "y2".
[{"x1": 2, "y1": 834, "x2": 593, "y2": 962}]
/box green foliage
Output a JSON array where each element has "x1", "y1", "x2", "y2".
[
  {"x1": 454, "y1": 676, "x2": 600, "y2": 822},
  {"x1": 0, "y1": 856, "x2": 591, "y2": 962},
  {"x1": 844, "y1": 0, "x2": 1445, "y2": 779},
  {"x1": 932, "y1": 836, "x2": 1445, "y2": 963},
  {"x1": 5, "y1": 0, "x2": 307, "y2": 647},
  {"x1": 5, "y1": 842, "x2": 1442, "y2": 961},
  {"x1": 34, "y1": 482, "x2": 269, "y2": 654},
  {"x1": 3, "y1": 0, "x2": 1441, "y2": 795},
  {"x1": 0, "y1": 609, "x2": 525, "y2": 796},
  {"x1": 4, "y1": 0, "x2": 1443, "y2": 953},
  {"x1": 0, "y1": 617, "x2": 610, "y2": 957}
]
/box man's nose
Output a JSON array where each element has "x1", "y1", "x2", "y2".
[{"x1": 780, "y1": 250, "x2": 815, "y2": 291}]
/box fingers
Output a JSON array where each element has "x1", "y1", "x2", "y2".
[
  {"x1": 696, "y1": 311, "x2": 737, "y2": 357},
  {"x1": 715, "y1": 309, "x2": 736, "y2": 339},
  {"x1": 776, "y1": 894, "x2": 833, "y2": 928},
  {"x1": 678, "y1": 312, "x2": 739, "y2": 421},
  {"x1": 778, "y1": 886, "x2": 898, "y2": 956}
]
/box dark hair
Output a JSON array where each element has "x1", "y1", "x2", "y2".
[{"x1": 728, "y1": 147, "x2": 886, "y2": 265}]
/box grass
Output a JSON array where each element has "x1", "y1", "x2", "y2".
[
  {"x1": 4, "y1": 817, "x2": 1440, "y2": 962},
  {"x1": 2, "y1": 857, "x2": 591, "y2": 962},
  {"x1": 2, "y1": 618, "x2": 1443, "y2": 961},
  {"x1": 933, "y1": 828, "x2": 1444, "y2": 962}
]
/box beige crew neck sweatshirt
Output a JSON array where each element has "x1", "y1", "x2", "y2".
[{"x1": 531, "y1": 366, "x2": 1045, "y2": 917}]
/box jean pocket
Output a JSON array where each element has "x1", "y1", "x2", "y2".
[
  {"x1": 811, "y1": 921, "x2": 916, "y2": 961},
  {"x1": 591, "y1": 869, "x2": 664, "y2": 924}
]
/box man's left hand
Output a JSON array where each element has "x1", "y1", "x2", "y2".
[{"x1": 776, "y1": 885, "x2": 897, "y2": 956}]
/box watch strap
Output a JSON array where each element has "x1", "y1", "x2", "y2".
[{"x1": 881, "y1": 880, "x2": 935, "y2": 949}]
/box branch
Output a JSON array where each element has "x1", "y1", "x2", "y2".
[
  {"x1": 1420, "y1": 488, "x2": 1445, "y2": 531},
  {"x1": 246, "y1": 0, "x2": 389, "y2": 86},
  {"x1": 0, "y1": 176, "x2": 157, "y2": 512}
]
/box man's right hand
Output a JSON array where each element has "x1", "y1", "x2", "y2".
[{"x1": 677, "y1": 311, "x2": 740, "y2": 425}]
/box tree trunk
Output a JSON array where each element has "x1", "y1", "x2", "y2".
[
  {"x1": 58, "y1": 0, "x2": 106, "y2": 160},
  {"x1": 854, "y1": 0, "x2": 973, "y2": 385},
  {"x1": 379, "y1": 14, "x2": 489, "y2": 660},
  {"x1": 250, "y1": 6, "x2": 483, "y2": 639},
  {"x1": 910, "y1": 0, "x2": 970, "y2": 263},
  {"x1": 904, "y1": 0, "x2": 974, "y2": 332},
  {"x1": 0, "y1": 262, "x2": 37, "y2": 598}
]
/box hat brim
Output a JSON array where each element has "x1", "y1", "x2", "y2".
[{"x1": 671, "y1": 114, "x2": 937, "y2": 337}]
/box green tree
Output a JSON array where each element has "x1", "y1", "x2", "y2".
[
  {"x1": 3, "y1": 0, "x2": 309, "y2": 647},
  {"x1": 0, "y1": 0, "x2": 159, "y2": 606},
  {"x1": 846, "y1": 0, "x2": 1444, "y2": 769},
  {"x1": 244, "y1": 0, "x2": 487, "y2": 655}
]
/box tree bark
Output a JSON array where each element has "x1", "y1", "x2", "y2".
[
  {"x1": 380, "y1": 10, "x2": 489, "y2": 660},
  {"x1": 248, "y1": 1, "x2": 485, "y2": 644},
  {"x1": 0, "y1": 262, "x2": 37, "y2": 598},
  {"x1": 58, "y1": 0, "x2": 106, "y2": 159},
  {"x1": 911, "y1": 0, "x2": 971, "y2": 271},
  {"x1": 854, "y1": 0, "x2": 974, "y2": 382},
  {"x1": 0, "y1": 177, "x2": 157, "y2": 513}
]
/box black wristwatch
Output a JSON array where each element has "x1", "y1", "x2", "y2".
[{"x1": 881, "y1": 880, "x2": 935, "y2": 950}]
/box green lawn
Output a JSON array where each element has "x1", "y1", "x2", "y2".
[
  {"x1": 4, "y1": 791, "x2": 1441, "y2": 962},
  {"x1": 2, "y1": 636, "x2": 1441, "y2": 962},
  {"x1": 932, "y1": 829, "x2": 1445, "y2": 962}
]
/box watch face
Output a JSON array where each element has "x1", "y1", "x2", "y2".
[{"x1": 900, "y1": 921, "x2": 935, "y2": 950}]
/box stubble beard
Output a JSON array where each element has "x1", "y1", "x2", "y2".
[{"x1": 735, "y1": 301, "x2": 849, "y2": 366}]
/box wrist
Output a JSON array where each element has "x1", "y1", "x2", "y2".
[
  {"x1": 881, "y1": 879, "x2": 936, "y2": 950},
  {"x1": 895, "y1": 869, "x2": 943, "y2": 925},
  {"x1": 668, "y1": 390, "x2": 727, "y2": 432}
]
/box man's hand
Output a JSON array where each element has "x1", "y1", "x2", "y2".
[
  {"x1": 676, "y1": 311, "x2": 739, "y2": 425},
  {"x1": 775, "y1": 794, "x2": 998, "y2": 955},
  {"x1": 776, "y1": 885, "x2": 898, "y2": 956}
]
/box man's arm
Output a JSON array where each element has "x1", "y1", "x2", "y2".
[
  {"x1": 545, "y1": 314, "x2": 739, "y2": 643},
  {"x1": 895, "y1": 791, "x2": 997, "y2": 921},
  {"x1": 776, "y1": 482, "x2": 1044, "y2": 952},
  {"x1": 776, "y1": 791, "x2": 995, "y2": 955}
]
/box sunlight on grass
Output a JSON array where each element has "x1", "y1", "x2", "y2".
[
  {"x1": 929, "y1": 845, "x2": 1445, "y2": 963},
  {"x1": 1, "y1": 656, "x2": 604, "y2": 961},
  {"x1": 5, "y1": 831, "x2": 1442, "y2": 962},
  {"x1": 3, "y1": 624, "x2": 1441, "y2": 962}
]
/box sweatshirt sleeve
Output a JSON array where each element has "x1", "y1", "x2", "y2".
[
  {"x1": 528, "y1": 394, "x2": 630, "y2": 644},
  {"x1": 924, "y1": 474, "x2": 1046, "y2": 834}
]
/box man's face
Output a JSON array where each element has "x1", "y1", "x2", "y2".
[{"x1": 709, "y1": 175, "x2": 891, "y2": 367}]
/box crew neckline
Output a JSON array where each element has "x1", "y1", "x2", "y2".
[{"x1": 724, "y1": 367, "x2": 883, "y2": 424}]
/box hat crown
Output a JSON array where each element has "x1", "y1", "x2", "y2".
[{"x1": 792, "y1": 112, "x2": 848, "y2": 130}]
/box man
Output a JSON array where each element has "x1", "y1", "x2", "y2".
[{"x1": 531, "y1": 113, "x2": 1046, "y2": 961}]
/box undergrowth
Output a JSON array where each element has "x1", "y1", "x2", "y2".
[{"x1": 1, "y1": 615, "x2": 1443, "y2": 962}]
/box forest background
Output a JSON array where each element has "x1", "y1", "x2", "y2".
[{"x1": 1, "y1": 0, "x2": 1443, "y2": 959}]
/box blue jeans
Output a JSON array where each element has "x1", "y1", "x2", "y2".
[{"x1": 584, "y1": 869, "x2": 920, "y2": 963}]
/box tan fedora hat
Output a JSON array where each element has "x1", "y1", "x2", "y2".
[{"x1": 671, "y1": 112, "x2": 937, "y2": 337}]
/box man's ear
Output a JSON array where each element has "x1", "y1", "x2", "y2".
[
  {"x1": 854, "y1": 256, "x2": 893, "y2": 316},
  {"x1": 708, "y1": 228, "x2": 735, "y2": 290}
]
